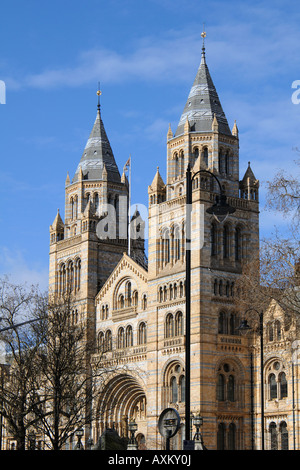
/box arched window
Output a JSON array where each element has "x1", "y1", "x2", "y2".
[
  {"x1": 105, "y1": 330, "x2": 112, "y2": 351},
  {"x1": 162, "y1": 230, "x2": 170, "y2": 265},
  {"x1": 217, "y1": 423, "x2": 226, "y2": 450},
  {"x1": 94, "y1": 193, "x2": 99, "y2": 213},
  {"x1": 228, "y1": 375, "x2": 235, "y2": 402},
  {"x1": 217, "y1": 374, "x2": 225, "y2": 401},
  {"x1": 126, "y1": 325, "x2": 133, "y2": 347},
  {"x1": 175, "y1": 311, "x2": 183, "y2": 336},
  {"x1": 203, "y1": 147, "x2": 208, "y2": 167},
  {"x1": 164, "y1": 286, "x2": 168, "y2": 302},
  {"x1": 229, "y1": 313, "x2": 235, "y2": 334},
  {"x1": 126, "y1": 282, "x2": 132, "y2": 307},
  {"x1": 174, "y1": 226, "x2": 181, "y2": 262},
  {"x1": 179, "y1": 150, "x2": 184, "y2": 176},
  {"x1": 132, "y1": 290, "x2": 138, "y2": 306},
  {"x1": 174, "y1": 152, "x2": 179, "y2": 178},
  {"x1": 211, "y1": 224, "x2": 217, "y2": 256},
  {"x1": 165, "y1": 313, "x2": 174, "y2": 338},
  {"x1": 269, "y1": 374, "x2": 277, "y2": 400},
  {"x1": 228, "y1": 423, "x2": 236, "y2": 450},
  {"x1": 179, "y1": 375, "x2": 185, "y2": 402},
  {"x1": 235, "y1": 227, "x2": 241, "y2": 261},
  {"x1": 164, "y1": 363, "x2": 185, "y2": 406},
  {"x1": 159, "y1": 287, "x2": 163, "y2": 303},
  {"x1": 217, "y1": 363, "x2": 237, "y2": 402},
  {"x1": 218, "y1": 151, "x2": 223, "y2": 174},
  {"x1": 138, "y1": 322, "x2": 147, "y2": 345},
  {"x1": 224, "y1": 151, "x2": 229, "y2": 175},
  {"x1": 280, "y1": 422, "x2": 288, "y2": 450},
  {"x1": 117, "y1": 327, "x2": 125, "y2": 349},
  {"x1": 118, "y1": 294, "x2": 125, "y2": 309},
  {"x1": 169, "y1": 284, "x2": 173, "y2": 300},
  {"x1": 268, "y1": 323, "x2": 274, "y2": 342},
  {"x1": 98, "y1": 331, "x2": 105, "y2": 353},
  {"x1": 275, "y1": 320, "x2": 281, "y2": 340},
  {"x1": 59, "y1": 263, "x2": 66, "y2": 294},
  {"x1": 218, "y1": 311, "x2": 226, "y2": 334},
  {"x1": 171, "y1": 376, "x2": 178, "y2": 403},
  {"x1": 219, "y1": 280, "x2": 223, "y2": 296},
  {"x1": 223, "y1": 225, "x2": 229, "y2": 258},
  {"x1": 76, "y1": 259, "x2": 81, "y2": 290},
  {"x1": 67, "y1": 260, "x2": 74, "y2": 291},
  {"x1": 269, "y1": 422, "x2": 278, "y2": 450},
  {"x1": 279, "y1": 372, "x2": 287, "y2": 398},
  {"x1": 179, "y1": 281, "x2": 184, "y2": 298},
  {"x1": 142, "y1": 294, "x2": 147, "y2": 310}
]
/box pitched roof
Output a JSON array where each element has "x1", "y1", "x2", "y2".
[
  {"x1": 73, "y1": 105, "x2": 120, "y2": 183},
  {"x1": 50, "y1": 209, "x2": 64, "y2": 231},
  {"x1": 175, "y1": 46, "x2": 231, "y2": 137},
  {"x1": 241, "y1": 162, "x2": 258, "y2": 185},
  {"x1": 149, "y1": 167, "x2": 165, "y2": 192}
]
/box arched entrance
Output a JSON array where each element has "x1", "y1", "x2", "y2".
[{"x1": 95, "y1": 373, "x2": 147, "y2": 447}]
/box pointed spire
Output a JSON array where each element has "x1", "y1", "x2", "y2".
[
  {"x1": 241, "y1": 162, "x2": 258, "y2": 185},
  {"x1": 65, "y1": 172, "x2": 70, "y2": 186},
  {"x1": 149, "y1": 167, "x2": 165, "y2": 192},
  {"x1": 102, "y1": 162, "x2": 108, "y2": 181},
  {"x1": 232, "y1": 120, "x2": 238, "y2": 137},
  {"x1": 212, "y1": 113, "x2": 218, "y2": 132},
  {"x1": 50, "y1": 209, "x2": 64, "y2": 231},
  {"x1": 83, "y1": 198, "x2": 93, "y2": 217},
  {"x1": 72, "y1": 88, "x2": 121, "y2": 184},
  {"x1": 175, "y1": 30, "x2": 231, "y2": 137},
  {"x1": 167, "y1": 123, "x2": 173, "y2": 140}
]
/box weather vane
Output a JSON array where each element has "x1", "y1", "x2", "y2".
[
  {"x1": 97, "y1": 82, "x2": 101, "y2": 111},
  {"x1": 201, "y1": 23, "x2": 206, "y2": 45}
]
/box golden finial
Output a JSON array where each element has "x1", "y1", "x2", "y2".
[{"x1": 97, "y1": 82, "x2": 101, "y2": 112}]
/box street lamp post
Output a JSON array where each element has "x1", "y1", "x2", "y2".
[
  {"x1": 237, "y1": 309, "x2": 264, "y2": 450},
  {"x1": 75, "y1": 427, "x2": 84, "y2": 450},
  {"x1": 192, "y1": 413, "x2": 205, "y2": 449},
  {"x1": 127, "y1": 419, "x2": 138, "y2": 450},
  {"x1": 185, "y1": 164, "x2": 235, "y2": 443},
  {"x1": 164, "y1": 418, "x2": 176, "y2": 451}
]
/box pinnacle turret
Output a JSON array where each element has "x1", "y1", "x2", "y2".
[
  {"x1": 175, "y1": 42, "x2": 231, "y2": 137},
  {"x1": 73, "y1": 100, "x2": 121, "y2": 183}
]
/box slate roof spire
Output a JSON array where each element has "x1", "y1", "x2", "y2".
[
  {"x1": 73, "y1": 88, "x2": 121, "y2": 183},
  {"x1": 175, "y1": 31, "x2": 231, "y2": 137}
]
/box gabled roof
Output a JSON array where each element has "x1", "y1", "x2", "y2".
[
  {"x1": 95, "y1": 252, "x2": 148, "y2": 303},
  {"x1": 73, "y1": 105, "x2": 121, "y2": 183},
  {"x1": 175, "y1": 46, "x2": 231, "y2": 137}
]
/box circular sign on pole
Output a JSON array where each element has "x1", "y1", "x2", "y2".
[{"x1": 158, "y1": 408, "x2": 181, "y2": 439}]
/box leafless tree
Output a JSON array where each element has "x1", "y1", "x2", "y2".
[
  {"x1": 0, "y1": 280, "x2": 130, "y2": 450},
  {"x1": 0, "y1": 278, "x2": 47, "y2": 450},
  {"x1": 235, "y1": 157, "x2": 300, "y2": 325}
]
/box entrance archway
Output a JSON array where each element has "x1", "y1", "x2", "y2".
[{"x1": 96, "y1": 373, "x2": 147, "y2": 446}]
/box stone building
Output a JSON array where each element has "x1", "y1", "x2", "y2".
[{"x1": 47, "y1": 42, "x2": 299, "y2": 451}]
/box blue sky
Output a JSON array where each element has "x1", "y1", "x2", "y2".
[{"x1": 0, "y1": 0, "x2": 300, "y2": 290}]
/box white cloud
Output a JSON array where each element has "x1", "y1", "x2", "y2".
[{"x1": 0, "y1": 246, "x2": 48, "y2": 291}]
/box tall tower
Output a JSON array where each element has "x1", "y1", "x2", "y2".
[
  {"x1": 146, "y1": 35, "x2": 259, "y2": 449},
  {"x1": 49, "y1": 93, "x2": 129, "y2": 339}
]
